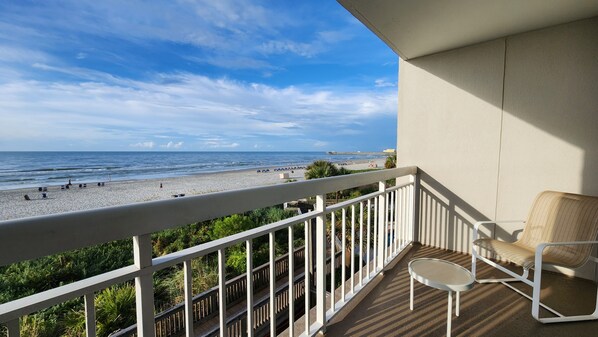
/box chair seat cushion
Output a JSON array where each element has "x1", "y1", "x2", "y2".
[{"x1": 473, "y1": 238, "x2": 579, "y2": 269}]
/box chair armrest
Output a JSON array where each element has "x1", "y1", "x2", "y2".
[
  {"x1": 535, "y1": 240, "x2": 598, "y2": 267},
  {"x1": 473, "y1": 220, "x2": 525, "y2": 241}
]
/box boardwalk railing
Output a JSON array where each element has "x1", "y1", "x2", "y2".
[{"x1": 0, "y1": 166, "x2": 417, "y2": 337}]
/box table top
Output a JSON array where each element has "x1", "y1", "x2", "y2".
[{"x1": 408, "y1": 258, "x2": 475, "y2": 292}]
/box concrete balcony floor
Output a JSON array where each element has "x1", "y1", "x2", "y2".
[{"x1": 325, "y1": 244, "x2": 598, "y2": 337}]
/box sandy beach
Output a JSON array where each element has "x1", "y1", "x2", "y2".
[{"x1": 0, "y1": 159, "x2": 385, "y2": 221}]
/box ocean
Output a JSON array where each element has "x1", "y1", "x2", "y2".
[{"x1": 0, "y1": 151, "x2": 385, "y2": 191}]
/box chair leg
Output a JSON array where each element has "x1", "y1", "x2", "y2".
[
  {"x1": 531, "y1": 267, "x2": 542, "y2": 319},
  {"x1": 532, "y1": 267, "x2": 598, "y2": 323},
  {"x1": 472, "y1": 250, "x2": 568, "y2": 320},
  {"x1": 471, "y1": 249, "x2": 477, "y2": 278}
]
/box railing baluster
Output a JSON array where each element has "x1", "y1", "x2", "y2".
[
  {"x1": 399, "y1": 187, "x2": 403, "y2": 249},
  {"x1": 304, "y1": 220, "x2": 310, "y2": 336},
  {"x1": 218, "y1": 249, "x2": 226, "y2": 337},
  {"x1": 341, "y1": 208, "x2": 346, "y2": 302},
  {"x1": 183, "y1": 260, "x2": 194, "y2": 337},
  {"x1": 390, "y1": 189, "x2": 401, "y2": 252},
  {"x1": 401, "y1": 186, "x2": 411, "y2": 248},
  {"x1": 359, "y1": 201, "x2": 364, "y2": 287},
  {"x1": 246, "y1": 239, "x2": 254, "y2": 337},
  {"x1": 388, "y1": 191, "x2": 393, "y2": 258},
  {"x1": 134, "y1": 234, "x2": 156, "y2": 337},
  {"x1": 397, "y1": 188, "x2": 402, "y2": 250},
  {"x1": 330, "y1": 211, "x2": 336, "y2": 312},
  {"x1": 394, "y1": 190, "x2": 399, "y2": 256},
  {"x1": 84, "y1": 292, "x2": 96, "y2": 337},
  {"x1": 316, "y1": 194, "x2": 326, "y2": 328},
  {"x1": 377, "y1": 182, "x2": 386, "y2": 269},
  {"x1": 410, "y1": 175, "x2": 417, "y2": 242},
  {"x1": 366, "y1": 198, "x2": 371, "y2": 279},
  {"x1": 391, "y1": 190, "x2": 396, "y2": 254},
  {"x1": 269, "y1": 232, "x2": 276, "y2": 337},
  {"x1": 389, "y1": 191, "x2": 393, "y2": 259},
  {"x1": 350, "y1": 204, "x2": 355, "y2": 293},
  {"x1": 372, "y1": 197, "x2": 379, "y2": 272},
  {"x1": 405, "y1": 186, "x2": 408, "y2": 243},
  {"x1": 288, "y1": 226, "x2": 294, "y2": 337}
]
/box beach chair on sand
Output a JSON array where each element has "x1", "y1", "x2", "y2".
[{"x1": 472, "y1": 191, "x2": 598, "y2": 323}]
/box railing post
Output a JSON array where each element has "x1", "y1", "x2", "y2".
[
  {"x1": 315, "y1": 194, "x2": 326, "y2": 330},
  {"x1": 411, "y1": 173, "x2": 419, "y2": 243},
  {"x1": 133, "y1": 234, "x2": 156, "y2": 337},
  {"x1": 377, "y1": 182, "x2": 386, "y2": 269}
]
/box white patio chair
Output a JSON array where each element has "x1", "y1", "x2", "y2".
[{"x1": 471, "y1": 190, "x2": 598, "y2": 323}]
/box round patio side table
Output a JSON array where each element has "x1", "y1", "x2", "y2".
[{"x1": 408, "y1": 258, "x2": 475, "y2": 337}]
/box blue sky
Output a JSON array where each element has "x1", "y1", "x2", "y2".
[{"x1": 0, "y1": 0, "x2": 398, "y2": 152}]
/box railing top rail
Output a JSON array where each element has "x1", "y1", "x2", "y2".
[
  {"x1": 326, "y1": 181, "x2": 413, "y2": 212},
  {"x1": 152, "y1": 212, "x2": 317, "y2": 270},
  {"x1": 0, "y1": 265, "x2": 138, "y2": 322},
  {"x1": 0, "y1": 166, "x2": 417, "y2": 266}
]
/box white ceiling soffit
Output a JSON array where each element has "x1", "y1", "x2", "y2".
[{"x1": 338, "y1": 0, "x2": 598, "y2": 60}]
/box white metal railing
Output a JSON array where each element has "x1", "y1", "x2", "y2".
[{"x1": 0, "y1": 166, "x2": 417, "y2": 337}]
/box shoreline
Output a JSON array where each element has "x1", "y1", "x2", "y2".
[{"x1": 0, "y1": 159, "x2": 385, "y2": 221}]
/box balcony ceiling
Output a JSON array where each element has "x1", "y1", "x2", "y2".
[{"x1": 338, "y1": 0, "x2": 598, "y2": 60}]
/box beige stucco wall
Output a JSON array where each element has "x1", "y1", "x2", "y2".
[
  {"x1": 497, "y1": 18, "x2": 598, "y2": 219},
  {"x1": 398, "y1": 17, "x2": 598, "y2": 278}
]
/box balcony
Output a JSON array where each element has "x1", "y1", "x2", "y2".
[
  {"x1": 324, "y1": 244, "x2": 598, "y2": 337},
  {"x1": 0, "y1": 167, "x2": 596, "y2": 337}
]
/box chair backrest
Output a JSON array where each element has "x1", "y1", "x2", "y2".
[{"x1": 517, "y1": 191, "x2": 598, "y2": 268}]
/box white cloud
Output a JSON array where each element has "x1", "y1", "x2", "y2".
[
  {"x1": 130, "y1": 141, "x2": 155, "y2": 149},
  {"x1": 375, "y1": 78, "x2": 396, "y2": 88},
  {"x1": 204, "y1": 141, "x2": 240, "y2": 148},
  {"x1": 0, "y1": 1, "x2": 399, "y2": 151},
  {"x1": 0, "y1": 71, "x2": 396, "y2": 149},
  {"x1": 185, "y1": 55, "x2": 278, "y2": 70},
  {"x1": 3, "y1": 1, "x2": 296, "y2": 58},
  {"x1": 0, "y1": 46, "x2": 49, "y2": 64},
  {"x1": 0, "y1": 0, "x2": 351, "y2": 76},
  {"x1": 162, "y1": 141, "x2": 183, "y2": 149},
  {"x1": 259, "y1": 40, "x2": 316, "y2": 58}
]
